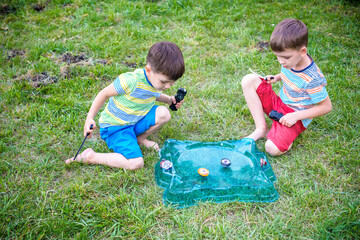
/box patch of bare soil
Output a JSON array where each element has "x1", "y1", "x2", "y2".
[
  {"x1": 57, "y1": 52, "x2": 110, "y2": 66},
  {"x1": 256, "y1": 41, "x2": 270, "y2": 51},
  {"x1": 61, "y1": 53, "x2": 87, "y2": 64},
  {"x1": 31, "y1": 3, "x2": 46, "y2": 12},
  {"x1": 58, "y1": 53, "x2": 110, "y2": 78},
  {"x1": 17, "y1": 70, "x2": 58, "y2": 88},
  {"x1": 7, "y1": 50, "x2": 26, "y2": 60},
  {"x1": 31, "y1": 0, "x2": 51, "y2": 12},
  {"x1": 0, "y1": 4, "x2": 17, "y2": 15},
  {"x1": 122, "y1": 61, "x2": 138, "y2": 68}
]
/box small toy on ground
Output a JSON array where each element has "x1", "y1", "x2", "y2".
[
  {"x1": 155, "y1": 138, "x2": 279, "y2": 208},
  {"x1": 220, "y1": 158, "x2": 231, "y2": 167},
  {"x1": 160, "y1": 159, "x2": 173, "y2": 170},
  {"x1": 197, "y1": 168, "x2": 209, "y2": 177},
  {"x1": 260, "y1": 158, "x2": 268, "y2": 167}
]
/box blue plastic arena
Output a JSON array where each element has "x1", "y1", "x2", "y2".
[{"x1": 155, "y1": 138, "x2": 279, "y2": 208}]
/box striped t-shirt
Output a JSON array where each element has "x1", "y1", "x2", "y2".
[
  {"x1": 99, "y1": 69, "x2": 162, "y2": 128},
  {"x1": 279, "y1": 58, "x2": 328, "y2": 127}
]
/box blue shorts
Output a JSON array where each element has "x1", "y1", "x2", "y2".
[{"x1": 99, "y1": 105, "x2": 158, "y2": 159}]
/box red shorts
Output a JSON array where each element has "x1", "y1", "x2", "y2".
[{"x1": 256, "y1": 80, "x2": 306, "y2": 152}]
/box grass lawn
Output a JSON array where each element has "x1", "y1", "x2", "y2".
[{"x1": 1, "y1": 0, "x2": 359, "y2": 238}]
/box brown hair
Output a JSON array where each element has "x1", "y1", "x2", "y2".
[
  {"x1": 270, "y1": 19, "x2": 308, "y2": 52},
  {"x1": 146, "y1": 41, "x2": 185, "y2": 80}
]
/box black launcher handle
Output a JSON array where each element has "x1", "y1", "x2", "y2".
[
  {"x1": 269, "y1": 110, "x2": 284, "y2": 122},
  {"x1": 169, "y1": 88, "x2": 187, "y2": 111},
  {"x1": 73, "y1": 124, "x2": 93, "y2": 160}
]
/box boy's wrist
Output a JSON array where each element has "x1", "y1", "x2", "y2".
[
  {"x1": 168, "y1": 96, "x2": 173, "y2": 105},
  {"x1": 86, "y1": 116, "x2": 95, "y2": 122}
]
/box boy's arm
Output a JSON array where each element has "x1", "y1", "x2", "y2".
[
  {"x1": 84, "y1": 83, "x2": 118, "y2": 137},
  {"x1": 156, "y1": 93, "x2": 173, "y2": 105},
  {"x1": 280, "y1": 96, "x2": 332, "y2": 127},
  {"x1": 266, "y1": 73, "x2": 281, "y2": 84},
  {"x1": 156, "y1": 93, "x2": 184, "y2": 109}
]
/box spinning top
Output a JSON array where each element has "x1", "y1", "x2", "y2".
[
  {"x1": 160, "y1": 160, "x2": 172, "y2": 170},
  {"x1": 260, "y1": 158, "x2": 267, "y2": 167},
  {"x1": 198, "y1": 168, "x2": 209, "y2": 177},
  {"x1": 220, "y1": 158, "x2": 231, "y2": 167}
]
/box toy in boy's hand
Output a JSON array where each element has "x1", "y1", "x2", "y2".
[
  {"x1": 249, "y1": 68, "x2": 274, "y2": 81},
  {"x1": 269, "y1": 110, "x2": 284, "y2": 122},
  {"x1": 249, "y1": 68, "x2": 266, "y2": 80},
  {"x1": 169, "y1": 88, "x2": 187, "y2": 111},
  {"x1": 73, "y1": 124, "x2": 93, "y2": 161}
]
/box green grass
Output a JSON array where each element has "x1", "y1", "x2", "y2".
[{"x1": 1, "y1": 0, "x2": 359, "y2": 238}]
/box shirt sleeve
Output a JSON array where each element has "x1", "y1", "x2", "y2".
[
  {"x1": 113, "y1": 73, "x2": 137, "y2": 95},
  {"x1": 305, "y1": 76, "x2": 328, "y2": 104}
]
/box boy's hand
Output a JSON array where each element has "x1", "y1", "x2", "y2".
[
  {"x1": 279, "y1": 112, "x2": 298, "y2": 127},
  {"x1": 169, "y1": 96, "x2": 184, "y2": 110},
  {"x1": 265, "y1": 74, "x2": 281, "y2": 84},
  {"x1": 84, "y1": 119, "x2": 96, "y2": 138}
]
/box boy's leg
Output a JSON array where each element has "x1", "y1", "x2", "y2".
[
  {"x1": 265, "y1": 115, "x2": 306, "y2": 156},
  {"x1": 66, "y1": 105, "x2": 171, "y2": 169},
  {"x1": 241, "y1": 74, "x2": 268, "y2": 140},
  {"x1": 65, "y1": 148, "x2": 144, "y2": 170},
  {"x1": 242, "y1": 74, "x2": 306, "y2": 156},
  {"x1": 135, "y1": 105, "x2": 171, "y2": 150},
  {"x1": 65, "y1": 125, "x2": 146, "y2": 170},
  {"x1": 265, "y1": 140, "x2": 292, "y2": 156}
]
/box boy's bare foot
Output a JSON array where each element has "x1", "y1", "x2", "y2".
[
  {"x1": 65, "y1": 148, "x2": 95, "y2": 164},
  {"x1": 139, "y1": 139, "x2": 160, "y2": 151},
  {"x1": 245, "y1": 128, "x2": 269, "y2": 141}
]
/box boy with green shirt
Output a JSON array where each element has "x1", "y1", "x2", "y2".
[{"x1": 66, "y1": 41, "x2": 185, "y2": 170}]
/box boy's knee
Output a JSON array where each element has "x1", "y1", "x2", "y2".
[
  {"x1": 265, "y1": 140, "x2": 286, "y2": 156},
  {"x1": 156, "y1": 106, "x2": 171, "y2": 124},
  {"x1": 128, "y1": 157, "x2": 144, "y2": 170},
  {"x1": 241, "y1": 74, "x2": 260, "y2": 90}
]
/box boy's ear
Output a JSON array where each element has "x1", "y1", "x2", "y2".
[
  {"x1": 300, "y1": 46, "x2": 307, "y2": 56},
  {"x1": 145, "y1": 65, "x2": 152, "y2": 74}
]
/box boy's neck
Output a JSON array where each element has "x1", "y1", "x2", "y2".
[{"x1": 293, "y1": 54, "x2": 312, "y2": 71}]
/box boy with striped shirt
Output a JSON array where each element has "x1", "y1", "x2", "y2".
[
  {"x1": 66, "y1": 42, "x2": 185, "y2": 169},
  {"x1": 241, "y1": 19, "x2": 332, "y2": 156}
]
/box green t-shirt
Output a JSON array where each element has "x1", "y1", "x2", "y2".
[{"x1": 99, "y1": 69, "x2": 162, "y2": 128}]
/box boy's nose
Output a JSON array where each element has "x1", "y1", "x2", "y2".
[{"x1": 276, "y1": 57, "x2": 284, "y2": 65}]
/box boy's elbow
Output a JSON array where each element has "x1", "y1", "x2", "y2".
[
  {"x1": 326, "y1": 97, "x2": 332, "y2": 114},
  {"x1": 327, "y1": 102, "x2": 332, "y2": 114},
  {"x1": 321, "y1": 97, "x2": 332, "y2": 115}
]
